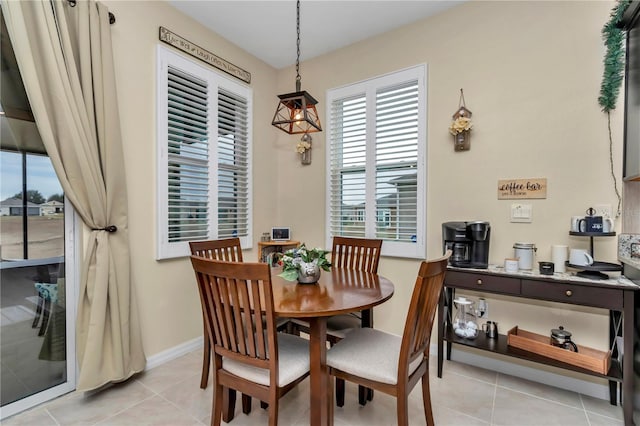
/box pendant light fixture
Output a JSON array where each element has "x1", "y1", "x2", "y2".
[{"x1": 271, "y1": 0, "x2": 322, "y2": 135}]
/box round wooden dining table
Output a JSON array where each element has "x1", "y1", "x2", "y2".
[{"x1": 270, "y1": 266, "x2": 395, "y2": 426}]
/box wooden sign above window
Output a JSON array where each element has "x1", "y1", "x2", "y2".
[
  {"x1": 159, "y1": 27, "x2": 251, "y2": 84},
  {"x1": 498, "y1": 178, "x2": 547, "y2": 199}
]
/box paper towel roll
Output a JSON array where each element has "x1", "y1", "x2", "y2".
[{"x1": 551, "y1": 245, "x2": 568, "y2": 273}]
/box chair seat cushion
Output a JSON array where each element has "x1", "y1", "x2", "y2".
[
  {"x1": 291, "y1": 313, "x2": 361, "y2": 340},
  {"x1": 326, "y1": 313, "x2": 361, "y2": 331},
  {"x1": 223, "y1": 333, "x2": 309, "y2": 387},
  {"x1": 326, "y1": 328, "x2": 423, "y2": 385}
]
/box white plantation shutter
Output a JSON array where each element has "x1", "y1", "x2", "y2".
[
  {"x1": 327, "y1": 65, "x2": 426, "y2": 259},
  {"x1": 157, "y1": 47, "x2": 252, "y2": 259},
  {"x1": 375, "y1": 81, "x2": 418, "y2": 242},
  {"x1": 166, "y1": 66, "x2": 210, "y2": 243},
  {"x1": 328, "y1": 94, "x2": 367, "y2": 238},
  {"x1": 217, "y1": 89, "x2": 249, "y2": 239}
]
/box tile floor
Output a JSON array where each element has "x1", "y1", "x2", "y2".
[{"x1": 2, "y1": 348, "x2": 629, "y2": 425}]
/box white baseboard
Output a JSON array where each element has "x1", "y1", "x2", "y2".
[
  {"x1": 145, "y1": 336, "x2": 204, "y2": 371},
  {"x1": 431, "y1": 344, "x2": 612, "y2": 401}
]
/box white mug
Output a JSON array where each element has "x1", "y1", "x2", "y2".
[
  {"x1": 603, "y1": 217, "x2": 615, "y2": 233},
  {"x1": 570, "y1": 216, "x2": 583, "y2": 232},
  {"x1": 569, "y1": 249, "x2": 594, "y2": 266}
]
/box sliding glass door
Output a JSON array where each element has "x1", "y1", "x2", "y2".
[
  {"x1": 0, "y1": 6, "x2": 77, "y2": 418},
  {"x1": 0, "y1": 150, "x2": 77, "y2": 419}
]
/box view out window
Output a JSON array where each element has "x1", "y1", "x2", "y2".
[
  {"x1": 326, "y1": 65, "x2": 426, "y2": 258},
  {"x1": 0, "y1": 151, "x2": 64, "y2": 260},
  {"x1": 157, "y1": 47, "x2": 252, "y2": 259}
]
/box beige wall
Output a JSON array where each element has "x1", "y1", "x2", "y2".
[
  {"x1": 104, "y1": 0, "x2": 623, "y2": 359},
  {"x1": 104, "y1": 0, "x2": 280, "y2": 356},
  {"x1": 273, "y1": 0, "x2": 623, "y2": 349}
]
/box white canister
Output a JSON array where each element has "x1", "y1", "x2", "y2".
[
  {"x1": 513, "y1": 242, "x2": 537, "y2": 270},
  {"x1": 551, "y1": 245, "x2": 568, "y2": 273}
]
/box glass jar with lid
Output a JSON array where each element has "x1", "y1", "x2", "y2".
[
  {"x1": 514, "y1": 242, "x2": 537, "y2": 270},
  {"x1": 452, "y1": 296, "x2": 479, "y2": 339}
]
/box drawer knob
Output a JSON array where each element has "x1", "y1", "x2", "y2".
[
  {"x1": 565, "y1": 290, "x2": 573, "y2": 297},
  {"x1": 477, "y1": 279, "x2": 483, "y2": 285}
]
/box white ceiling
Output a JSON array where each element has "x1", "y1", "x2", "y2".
[{"x1": 168, "y1": 1, "x2": 463, "y2": 69}]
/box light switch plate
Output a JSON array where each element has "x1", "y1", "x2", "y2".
[{"x1": 510, "y1": 203, "x2": 532, "y2": 223}]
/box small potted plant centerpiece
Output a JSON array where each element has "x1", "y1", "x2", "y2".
[{"x1": 279, "y1": 244, "x2": 331, "y2": 284}]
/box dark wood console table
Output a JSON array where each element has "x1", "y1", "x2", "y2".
[{"x1": 437, "y1": 267, "x2": 638, "y2": 426}]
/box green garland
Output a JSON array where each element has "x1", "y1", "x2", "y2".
[
  {"x1": 599, "y1": 0, "x2": 631, "y2": 218},
  {"x1": 599, "y1": 0, "x2": 631, "y2": 112}
]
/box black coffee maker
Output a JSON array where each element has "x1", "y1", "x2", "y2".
[{"x1": 442, "y1": 221, "x2": 491, "y2": 268}]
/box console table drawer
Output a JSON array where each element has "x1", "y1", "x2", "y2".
[
  {"x1": 521, "y1": 280, "x2": 623, "y2": 309},
  {"x1": 445, "y1": 271, "x2": 520, "y2": 295}
]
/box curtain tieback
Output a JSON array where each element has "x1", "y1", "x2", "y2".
[{"x1": 92, "y1": 225, "x2": 118, "y2": 233}]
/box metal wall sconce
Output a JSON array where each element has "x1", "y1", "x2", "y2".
[
  {"x1": 449, "y1": 88, "x2": 473, "y2": 152},
  {"x1": 297, "y1": 133, "x2": 312, "y2": 165}
]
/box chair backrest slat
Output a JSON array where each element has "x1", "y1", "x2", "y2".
[
  {"x1": 190, "y1": 257, "x2": 275, "y2": 371},
  {"x1": 399, "y1": 252, "x2": 451, "y2": 375},
  {"x1": 331, "y1": 236, "x2": 383, "y2": 273},
  {"x1": 203, "y1": 274, "x2": 223, "y2": 346},
  {"x1": 250, "y1": 280, "x2": 265, "y2": 358},
  {"x1": 190, "y1": 238, "x2": 243, "y2": 262}
]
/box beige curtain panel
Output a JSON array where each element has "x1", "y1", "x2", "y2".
[{"x1": 2, "y1": 0, "x2": 145, "y2": 390}]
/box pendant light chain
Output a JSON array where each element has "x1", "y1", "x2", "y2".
[{"x1": 295, "y1": 0, "x2": 301, "y2": 91}]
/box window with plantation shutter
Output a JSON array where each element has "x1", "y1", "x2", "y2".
[
  {"x1": 157, "y1": 47, "x2": 252, "y2": 259},
  {"x1": 326, "y1": 65, "x2": 426, "y2": 259}
]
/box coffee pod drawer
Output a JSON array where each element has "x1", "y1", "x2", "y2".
[
  {"x1": 446, "y1": 271, "x2": 520, "y2": 295},
  {"x1": 521, "y1": 280, "x2": 622, "y2": 310}
]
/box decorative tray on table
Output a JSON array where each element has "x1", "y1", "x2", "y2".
[
  {"x1": 507, "y1": 326, "x2": 611, "y2": 374},
  {"x1": 565, "y1": 261, "x2": 622, "y2": 279}
]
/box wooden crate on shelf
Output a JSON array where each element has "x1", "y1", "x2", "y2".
[{"x1": 507, "y1": 326, "x2": 611, "y2": 374}]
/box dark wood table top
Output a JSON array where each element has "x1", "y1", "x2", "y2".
[
  {"x1": 269, "y1": 265, "x2": 395, "y2": 426},
  {"x1": 270, "y1": 266, "x2": 395, "y2": 318}
]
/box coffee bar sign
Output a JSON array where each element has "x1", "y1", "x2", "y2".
[
  {"x1": 497, "y1": 178, "x2": 547, "y2": 199},
  {"x1": 159, "y1": 27, "x2": 251, "y2": 84}
]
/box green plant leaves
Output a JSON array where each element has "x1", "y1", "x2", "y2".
[{"x1": 599, "y1": 0, "x2": 632, "y2": 112}]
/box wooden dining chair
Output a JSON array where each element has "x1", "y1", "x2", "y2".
[
  {"x1": 190, "y1": 256, "x2": 310, "y2": 426},
  {"x1": 291, "y1": 236, "x2": 383, "y2": 406},
  {"x1": 190, "y1": 238, "x2": 244, "y2": 390},
  {"x1": 326, "y1": 251, "x2": 451, "y2": 426}
]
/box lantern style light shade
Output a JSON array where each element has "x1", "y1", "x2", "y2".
[
  {"x1": 271, "y1": 0, "x2": 322, "y2": 135},
  {"x1": 272, "y1": 89, "x2": 322, "y2": 134}
]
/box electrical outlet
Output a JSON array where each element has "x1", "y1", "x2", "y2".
[
  {"x1": 594, "y1": 204, "x2": 612, "y2": 218},
  {"x1": 476, "y1": 298, "x2": 488, "y2": 319}
]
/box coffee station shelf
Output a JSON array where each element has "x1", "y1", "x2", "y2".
[
  {"x1": 438, "y1": 268, "x2": 638, "y2": 425},
  {"x1": 569, "y1": 231, "x2": 617, "y2": 237},
  {"x1": 568, "y1": 231, "x2": 621, "y2": 279},
  {"x1": 565, "y1": 261, "x2": 623, "y2": 272},
  {"x1": 569, "y1": 231, "x2": 616, "y2": 254},
  {"x1": 442, "y1": 326, "x2": 622, "y2": 380}
]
